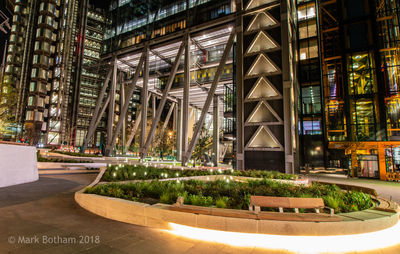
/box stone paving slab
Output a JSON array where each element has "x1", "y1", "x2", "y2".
[{"x1": 2, "y1": 173, "x2": 400, "y2": 253}]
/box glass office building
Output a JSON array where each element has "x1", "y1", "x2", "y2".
[
  {"x1": 297, "y1": 0, "x2": 400, "y2": 179},
  {"x1": 89, "y1": 0, "x2": 298, "y2": 171}
]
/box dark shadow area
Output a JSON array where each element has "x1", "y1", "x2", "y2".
[{"x1": 0, "y1": 174, "x2": 96, "y2": 208}]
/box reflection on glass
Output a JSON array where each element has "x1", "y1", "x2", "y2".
[
  {"x1": 300, "y1": 39, "x2": 318, "y2": 60},
  {"x1": 301, "y1": 86, "x2": 321, "y2": 114},
  {"x1": 348, "y1": 53, "x2": 376, "y2": 95},
  {"x1": 299, "y1": 20, "x2": 317, "y2": 39},
  {"x1": 351, "y1": 99, "x2": 376, "y2": 141},
  {"x1": 386, "y1": 98, "x2": 400, "y2": 138},
  {"x1": 381, "y1": 50, "x2": 400, "y2": 95},
  {"x1": 297, "y1": 3, "x2": 316, "y2": 21},
  {"x1": 326, "y1": 102, "x2": 346, "y2": 141},
  {"x1": 302, "y1": 118, "x2": 321, "y2": 135},
  {"x1": 358, "y1": 155, "x2": 379, "y2": 178}
]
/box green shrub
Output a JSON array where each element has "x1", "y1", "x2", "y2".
[
  {"x1": 53, "y1": 151, "x2": 101, "y2": 157},
  {"x1": 159, "y1": 192, "x2": 174, "y2": 204},
  {"x1": 187, "y1": 194, "x2": 214, "y2": 207},
  {"x1": 215, "y1": 197, "x2": 229, "y2": 208},
  {"x1": 84, "y1": 180, "x2": 374, "y2": 213},
  {"x1": 37, "y1": 152, "x2": 92, "y2": 163},
  {"x1": 101, "y1": 165, "x2": 297, "y2": 182},
  {"x1": 323, "y1": 195, "x2": 343, "y2": 212},
  {"x1": 343, "y1": 191, "x2": 374, "y2": 212}
]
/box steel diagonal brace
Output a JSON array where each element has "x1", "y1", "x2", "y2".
[
  {"x1": 81, "y1": 67, "x2": 113, "y2": 152},
  {"x1": 141, "y1": 37, "x2": 187, "y2": 158},
  {"x1": 106, "y1": 51, "x2": 146, "y2": 155},
  {"x1": 154, "y1": 102, "x2": 176, "y2": 147},
  {"x1": 183, "y1": 30, "x2": 235, "y2": 164}
]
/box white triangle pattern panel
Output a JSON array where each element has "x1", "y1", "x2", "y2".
[
  {"x1": 246, "y1": 54, "x2": 279, "y2": 77},
  {"x1": 244, "y1": 2, "x2": 283, "y2": 152},
  {"x1": 246, "y1": 31, "x2": 279, "y2": 54},
  {"x1": 246, "y1": 126, "x2": 283, "y2": 149},
  {"x1": 246, "y1": 100, "x2": 282, "y2": 124},
  {"x1": 246, "y1": 77, "x2": 281, "y2": 100},
  {"x1": 247, "y1": 12, "x2": 277, "y2": 32},
  {"x1": 246, "y1": 0, "x2": 277, "y2": 11}
]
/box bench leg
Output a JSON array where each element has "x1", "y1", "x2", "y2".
[
  {"x1": 315, "y1": 208, "x2": 320, "y2": 214},
  {"x1": 294, "y1": 208, "x2": 299, "y2": 213},
  {"x1": 249, "y1": 205, "x2": 253, "y2": 212},
  {"x1": 279, "y1": 207, "x2": 283, "y2": 213},
  {"x1": 254, "y1": 206, "x2": 260, "y2": 214}
]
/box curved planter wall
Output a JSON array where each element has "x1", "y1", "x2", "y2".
[{"x1": 75, "y1": 189, "x2": 399, "y2": 236}]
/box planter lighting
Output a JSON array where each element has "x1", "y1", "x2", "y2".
[{"x1": 166, "y1": 222, "x2": 400, "y2": 253}]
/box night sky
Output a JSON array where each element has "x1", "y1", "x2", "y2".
[{"x1": 90, "y1": 0, "x2": 109, "y2": 10}]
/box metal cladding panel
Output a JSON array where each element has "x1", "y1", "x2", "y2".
[{"x1": 240, "y1": 0, "x2": 293, "y2": 171}]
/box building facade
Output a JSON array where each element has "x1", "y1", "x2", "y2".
[
  {"x1": 0, "y1": 0, "x2": 110, "y2": 149},
  {"x1": 81, "y1": 0, "x2": 299, "y2": 172},
  {"x1": 71, "y1": 6, "x2": 106, "y2": 149},
  {"x1": 2, "y1": 0, "x2": 80, "y2": 144},
  {"x1": 297, "y1": 0, "x2": 400, "y2": 179}
]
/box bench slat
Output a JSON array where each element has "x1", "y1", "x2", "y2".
[
  {"x1": 250, "y1": 196, "x2": 324, "y2": 209},
  {"x1": 288, "y1": 198, "x2": 324, "y2": 209},
  {"x1": 250, "y1": 196, "x2": 290, "y2": 208}
]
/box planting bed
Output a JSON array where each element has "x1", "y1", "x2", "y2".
[{"x1": 101, "y1": 165, "x2": 298, "y2": 182}]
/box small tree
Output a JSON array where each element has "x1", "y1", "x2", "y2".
[
  {"x1": 156, "y1": 128, "x2": 175, "y2": 160},
  {"x1": 0, "y1": 84, "x2": 18, "y2": 140},
  {"x1": 191, "y1": 124, "x2": 212, "y2": 166}
]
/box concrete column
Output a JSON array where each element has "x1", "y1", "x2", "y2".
[
  {"x1": 152, "y1": 93, "x2": 156, "y2": 121},
  {"x1": 351, "y1": 148, "x2": 358, "y2": 178},
  {"x1": 140, "y1": 48, "x2": 149, "y2": 159},
  {"x1": 173, "y1": 103, "x2": 177, "y2": 131},
  {"x1": 235, "y1": 11, "x2": 244, "y2": 170},
  {"x1": 213, "y1": 95, "x2": 220, "y2": 166},
  {"x1": 121, "y1": 76, "x2": 126, "y2": 154},
  {"x1": 106, "y1": 58, "x2": 117, "y2": 155},
  {"x1": 182, "y1": 34, "x2": 191, "y2": 165},
  {"x1": 378, "y1": 147, "x2": 387, "y2": 180},
  {"x1": 281, "y1": 7, "x2": 295, "y2": 174},
  {"x1": 151, "y1": 94, "x2": 156, "y2": 153},
  {"x1": 176, "y1": 99, "x2": 183, "y2": 161}
]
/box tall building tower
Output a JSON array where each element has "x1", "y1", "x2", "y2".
[
  {"x1": 1, "y1": 0, "x2": 80, "y2": 145},
  {"x1": 297, "y1": 0, "x2": 400, "y2": 179},
  {"x1": 82, "y1": 0, "x2": 299, "y2": 171},
  {"x1": 0, "y1": 0, "x2": 108, "y2": 147},
  {"x1": 70, "y1": 5, "x2": 107, "y2": 149}
]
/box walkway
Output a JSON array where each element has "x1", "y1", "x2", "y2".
[
  {"x1": 0, "y1": 173, "x2": 399, "y2": 253},
  {"x1": 308, "y1": 173, "x2": 400, "y2": 203}
]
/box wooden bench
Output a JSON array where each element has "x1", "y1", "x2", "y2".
[
  {"x1": 170, "y1": 196, "x2": 341, "y2": 222},
  {"x1": 249, "y1": 196, "x2": 334, "y2": 215}
]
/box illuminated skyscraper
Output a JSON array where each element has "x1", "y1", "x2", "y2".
[
  {"x1": 1, "y1": 1, "x2": 107, "y2": 147},
  {"x1": 297, "y1": 0, "x2": 400, "y2": 179}
]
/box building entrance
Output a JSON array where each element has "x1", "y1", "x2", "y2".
[{"x1": 358, "y1": 155, "x2": 379, "y2": 178}]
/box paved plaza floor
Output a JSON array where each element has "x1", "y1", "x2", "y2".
[
  {"x1": 308, "y1": 174, "x2": 400, "y2": 204},
  {"x1": 1, "y1": 173, "x2": 400, "y2": 253}
]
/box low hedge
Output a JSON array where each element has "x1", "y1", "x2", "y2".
[
  {"x1": 101, "y1": 165, "x2": 297, "y2": 182},
  {"x1": 85, "y1": 179, "x2": 374, "y2": 213},
  {"x1": 37, "y1": 154, "x2": 92, "y2": 163},
  {"x1": 53, "y1": 151, "x2": 101, "y2": 157}
]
